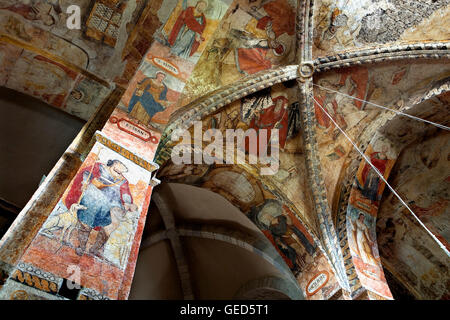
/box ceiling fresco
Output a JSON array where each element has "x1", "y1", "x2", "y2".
[
  {"x1": 157, "y1": 161, "x2": 341, "y2": 300},
  {"x1": 377, "y1": 131, "x2": 450, "y2": 299},
  {"x1": 314, "y1": 61, "x2": 450, "y2": 213},
  {"x1": 179, "y1": 0, "x2": 298, "y2": 106},
  {"x1": 313, "y1": 0, "x2": 450, "y2": 58},
  {"x1": 0, "y1": 0, "x2": 448, "y2": 301},
  {"x1": 0, "y1": 0, "x2": 148, "y2": 80}
]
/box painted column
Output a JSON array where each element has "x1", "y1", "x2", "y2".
[
  {"x1": 346, "y1": 134, "x2": 397, "y2": 300},
  {"x1": 0, "y1": 108, "x2": 160, "y2": 300}
]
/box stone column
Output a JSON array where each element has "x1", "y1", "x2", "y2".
[{"x1": 0, "y1": 104, "x2": 161, "y2": 300}]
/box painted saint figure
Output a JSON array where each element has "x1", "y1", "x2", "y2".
[
  {"x1": 313, "y1": 80, "x2": 347, "y2": 131},
  {"x1": 244, "y1": 92, "x2": 290, "y2": 155},
  {"x1": 234, "y1": 0, "x2": 295, "y2": 74},
  {"x1": 168, "y1": 0, "x2": 207, "y2": 59},
  {"x1": 357, "y1": 150, "x2": 389, "y2": 202},
  {"x1": 350, "y1": 213, "x2": 378, "y2": 266},
  {"x1": 128, "y1": 72, "x2": 169, "y2": 126},
  {"x1": 65, "y1": 159, "x2": 135, "y2": 258},
  {"x1": 267, "y1": 214, "x2": 314, "y2": 275},
  {"x1": 255, "y1": 201, "x2": 315, "y2": 276}
]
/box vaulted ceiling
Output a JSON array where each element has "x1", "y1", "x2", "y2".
[{"x1": 0, "y1": 0, "x2": 449, "y2": 300}]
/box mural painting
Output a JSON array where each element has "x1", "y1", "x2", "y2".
[
  {"x1": 0, "y1": 0, "x2": 152, "y2": 81},
  {"x1": 102, "y1": 108, "x2": 161, "y2": 162},
  {"x1": 65, "y1": 77, "x2": 111, "y2": 120},
  {"x1": 5, "y1": 51, "x2": 78, "y2": 108},
  {"x1": 213, "y1": 80, "x2": 301, "y2": 154},
  {"x1": 391, "y1": 132, "x2": 450, "y2": 248},
  {"x1": 0, "y1": 16, "x2": 113, "y2": 120},
  {"x1": 120, "y1": 59, "x2": 186, "y2": 132},
  {"x1": 313, "y1": 0, "x2": 450, "y2": 57},
  {"x1": 346, "y1": 139, "x2": 397, "y2": 299},
  {"x1": 180, "y1": 0, "x2": 297, "y2": 105},
  {"x1": 0, "y1": 10, "x2": 89, "y2": 68},
  {"x1": 376, "y1": 133, "x2": 450, "y2": 299},
  {"x1": 249, "y1": 200, "x2": 316, "y2": 276},
  {"x1": 0, "y1": 42, "x2": 111, "y2": 120},
  {"x1": 119, "y1": 0, "x2": 233, "y2": 131},
  {"x1": 10, "y1": 141, "x2": 156, "y2": 299},
  {"x1": 314, "y1": 62, "x2": 450, "y2": 213},
  {"x1": 0, "y1": 41, "x2": 22, "y2": 86},
  {"x1": 375, "y1": 132, "x2": 450, "y2": 299},
  {"x1": 157, "y1": 150, "x2": 338, "y2": 300},
  {"x1": 158, "y1": 81, "x2": 317, "y2": 233},
  {"x1": 0, "y1": 0, "x2": 447, "y2": 303}
]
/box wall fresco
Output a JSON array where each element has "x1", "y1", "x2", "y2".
[
  {"x1": 1, "y1": 138, "x2": 157, "y2": 299},
  {"x1": 314, "y1": 62, "x2": 450, "y2": 215},
  {"x1": 159, "y1": 160, "x2": 341, "y2": 299},
  {"x1": 7, "y1": 52, "x2": 78, "y2": 107},
  {"x1": 0, "y1": 0, "x2": 448, "y2": 301},
  {"x1": 180, "y1": 0, "x2": 297, "y2": 106},
  {"x1": 0, "y1": 10, "x2": 89, "y2": 68},
  {"x1": 118, "y1": 0, "x2": 233, "y2": 131},
  {"x1": 102, "y1": 108, "x2": 161, "y2": 161},
  {"x1": 343, "y1": 84, "x2": 450, "y2": 299},
  {"x1": 156, "y1": 79, "x2": 345, "y2": 299},
  {"x1": 313, "y1": 0, "x2": 450, "y2": 58},
  {"x1": 344, "y1": 137, "x2": 396, "y2": 299},
  {"x1": 376, "y1": 131, "x2": 450, "y2": 299},
  {"x1": 66, "y1": 76, "x2": 111, "y2": 120},
  {"x1": 0, "y1": 0, "x2": 149, "y2": 81},
  {"x1": 0, "y1": 41, "x2": 111, "y2": 120}
]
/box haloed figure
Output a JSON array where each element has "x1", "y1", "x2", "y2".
[
  {"x1": 351, "y1": 213, "x2": 378, "y2": 266},
  {"x1": 128, "y1": 72, "x2": 169, "y2": 126},
  {"x1": 65, "y1": 159, "x2": 135, "y2": 258},
  {"x1": 168, "y1": 0, "x2": 207, "y2": 58}
]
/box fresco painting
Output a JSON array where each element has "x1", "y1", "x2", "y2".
[
  {"x1": 0, "y1": 42, "x2": 22, "y2": 86},
  {"x1": 346, "y1": 140, "x2": 397, "y2": 299},
  {"x1": 119, "y1": 0, "x2": 232, "y2": 131},
  {"x1": 0, "y1": 10, "x2": 90, "y2": 69},
  {"x1": 159, "y1": 82, "x2": 316, "y2": 231},
  {"x1": 0, "y1": 42, "x2": 112, "y2": 120},
  {"x1": 347, "y1": 204, "x2": 392, "y2": 298},
  {"x1": 119, "y1": 59, "x2": 186, "y2": 131},
  {"x1": 313, "y1": 0, "x2": 450, "y2": 57},
  {"x1": 299, "y1": 255, "x2": 341, "y2": 300},
  {"x1": 250, "y1": 200, "x2": 316, "y2": 276},
  {"x1": 386, "y1": 132, "x2": 450, "y2": 250},
  {"x1": 314, "y1": 62, "x2": 450, "y2": 214},
  {"x1": 15, "y1": 141, "x2": 155, "y2": 299},
  {"x1": 102, "y1": 108, "x2": 161, "y2": 162},
  {"x1": 65, "y1": 76, "x2": 112, "y2": 120},
  {"x1": 0, "y1": 10, "x2": 115, "y2": 120},
  {"x1": 5, "y1": 51, "x2": 79, "y2": 108},
  {"x1": 157, "y1": 0, "x2": 231, "y2": 63},
  {"x1": 0, "y1": 0, "x2": 448, "y2": 302},
  {"x1": 180, "y1": 0, "x2": 297, "y2": 105},
  {"x1": 376, "y1": 131, "x2": 450, "y2": 300},
  {"x1": 310, "y1": 64, "x2": 450, "y2": 300},
  {"x1": 248, "y1": 198, "x2": 340, "y2": 300},
  {"x1": 159, "y1": 160, "x2": 339, "y2": 300},
  {"x1": 157, "y1": 81, "x2": 341, "y2": 300},
  {"x1": 0, "y1": 0, "x2": 152, "y2": 81}
]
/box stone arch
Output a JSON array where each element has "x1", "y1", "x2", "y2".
[
  {"x1": 345, "y1": 82, "x2": 450, "y2": 299},
  {"x1": 156, "y1": 157, "x2": 343, "y2": 300}
]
